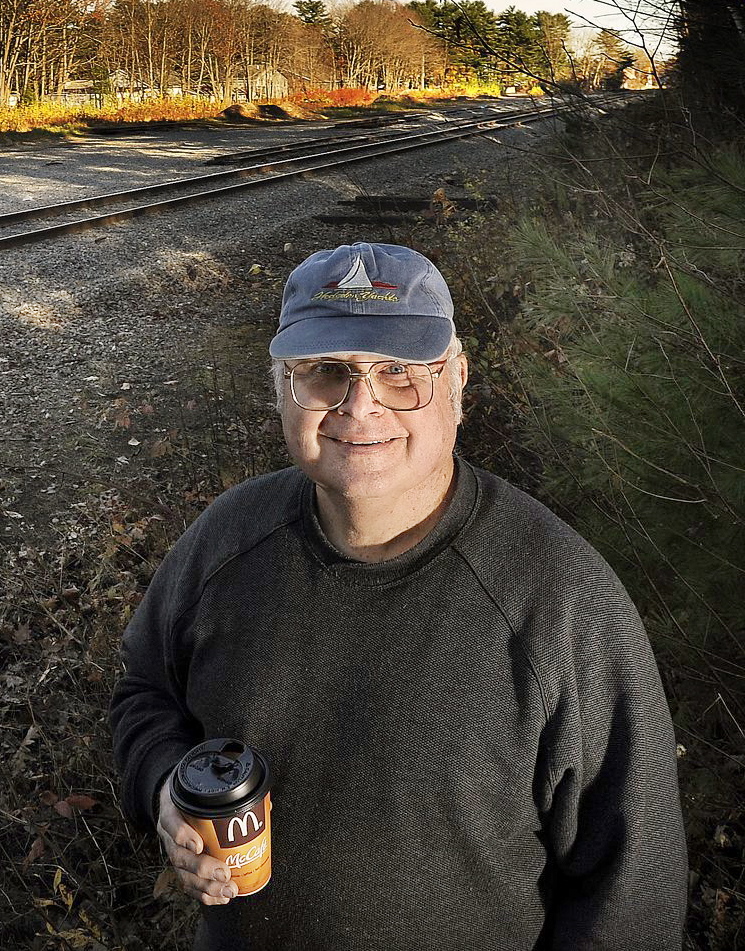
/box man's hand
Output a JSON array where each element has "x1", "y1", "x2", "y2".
[{"x1": 156, "y1": 781, "x2": 238, "y2": 905}]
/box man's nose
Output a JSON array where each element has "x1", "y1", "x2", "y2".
[{"x1": 336, "y1": 375, "x2": 384, "y2": 416}]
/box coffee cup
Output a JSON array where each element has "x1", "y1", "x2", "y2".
[{"x1": 170, "y1": 738, "x2": 272, "y2": 896}]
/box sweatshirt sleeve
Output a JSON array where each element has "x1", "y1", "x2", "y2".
[
  {"x1": 536, "y1": 557, "x2": 688, "y2": 950},
  {"x1": 109, "y1": 469, "x2": 304, "y2": 831},
  {"x1": 109, "y1": 521, "x2": 209, "y2": 831}
]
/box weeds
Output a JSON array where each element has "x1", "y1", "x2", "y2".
[{"x1": 0, "y1": 85, "x2": 510, "y2": 135}]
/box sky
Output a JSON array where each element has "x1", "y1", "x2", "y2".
[{"x1": 484, "y1": 0, "x2": 678, "y2": 55}]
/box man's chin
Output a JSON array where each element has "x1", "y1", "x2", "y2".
[{"x1": 314, "y1": 471, "x2": 400, "y2": 502}]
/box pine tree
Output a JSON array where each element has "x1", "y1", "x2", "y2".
[
  {"x1": 495, "y1": 6, "x2": 543, "y2": 77},
  {"x1": 407, "y1": 0, "x2": 501, "y2": 80},
  {"x1": 534, "y1": 11, "x2": 572, "y2": 83},
  {"x1": 293, "y1": 0, "x2": 331, "y2": 27},
  {"x1": 591, "y1": 30, "x2": 635, "y2": 89}
]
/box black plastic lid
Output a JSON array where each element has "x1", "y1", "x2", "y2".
[{"x1": 170, "y1": 739, "x2": 268, "y2": 814}]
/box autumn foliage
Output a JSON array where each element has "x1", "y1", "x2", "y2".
[{"x1": 0, "y1": 96, "x2": 220, "y2": 132}]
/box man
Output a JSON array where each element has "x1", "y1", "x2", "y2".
[{"x1": 111, "y1": 242, "x2": 687, "y2": 950}]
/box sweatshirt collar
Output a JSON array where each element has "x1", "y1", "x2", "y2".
[{"x1": 299, "y1": 456, "x2": 478, "y2": 584}]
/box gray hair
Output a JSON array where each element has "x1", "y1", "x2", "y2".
[{"x1": 271, "y1": 335, "x2": 466, "y2": 423}]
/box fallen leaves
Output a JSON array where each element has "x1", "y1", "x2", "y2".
[
  {"x1": 54, "y1": 800, "x2": 74, "y2": 819},
  {"x1": 41, "y1": 791, "x2": 100, "y2": 820},
  {"x1": 105, "y1": 398, "x2": 131, "y2": 430},
  {"x1": 22, "y1": 835, "x2": 46, "y2": 872},
  {"x1": 11, "y1": 622, "x2": 32, "y2": 645},
  {"x1": 148, "y1": 436, "x2": 174, "y2": 458},
  {"x1": 66, "y1": 794, "x2": 98, "y2": 811}
]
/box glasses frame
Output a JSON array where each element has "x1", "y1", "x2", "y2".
[{"x1": 283, "y1": 358, "x2": 452, "y2": 412}]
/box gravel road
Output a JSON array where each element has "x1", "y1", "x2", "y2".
[{"x1": 0, "y1": 107, "x2": 558, "y2": 544}]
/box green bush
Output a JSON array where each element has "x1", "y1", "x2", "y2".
[{"x1": 504, "y1": 146, "x2": 745, "y2": 671}]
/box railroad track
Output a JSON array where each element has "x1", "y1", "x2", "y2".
[{"x1": 0, "y1": 94, "x2": 634, "y2": 249}]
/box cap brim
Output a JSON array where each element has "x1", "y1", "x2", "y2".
[{"x1": 269, "y1": 315, "x2": 453, "y2": 362}]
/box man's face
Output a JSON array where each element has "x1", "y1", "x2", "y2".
[{"x1": 281, "y1": 353, "x2": 468, "y2": 505}]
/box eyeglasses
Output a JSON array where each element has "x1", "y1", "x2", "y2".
[{"x1": 283, "y1": 358, "x2": 450, "y2": 411}]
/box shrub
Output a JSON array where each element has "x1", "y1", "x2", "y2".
[
  {"x1": 289, "y1": 86, "x2": 378, "y2": 108},
  {"x1": 505, "y1": 148, "x2": 745, "y2": 669}
]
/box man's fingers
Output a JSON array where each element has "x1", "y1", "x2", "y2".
[
  {"x1": 160, "y1": 830, "x2": 236, "y2": 904},
  {"x1": 178, "y1": 868, "x2": 239, "y2": 905},
  {"x1": 167, "y1": 840, "x2": 230, "y2": 882},
  {"x1": 157, "y1": 782, "x2": 238, "y2": 905},
  {"x1": 155, "y1": 778, "x2": 235, "y2": 904},
  {"x1": 169, "y1": 823, "x2": 202, "y2": 854},
  {"x1": 157, "y1": 814, "x2": 202, "y2": 855}
]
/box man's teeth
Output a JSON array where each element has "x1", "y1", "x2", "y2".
[{"x1": 336, "y1": 437, "x2": 392, "y2": 444}]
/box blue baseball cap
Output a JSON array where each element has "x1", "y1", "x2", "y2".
[{"x1": 269, "y1": 242, "x2": 455, "y2": 361}]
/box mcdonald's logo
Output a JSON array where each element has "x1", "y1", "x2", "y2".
[{"x1": 214, "y1": 799, "x2": 266, "y2": 848}]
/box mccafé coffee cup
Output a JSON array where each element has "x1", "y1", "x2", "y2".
[{"x1": 170, "y1": 738, "x2": 272, "y2": 896}]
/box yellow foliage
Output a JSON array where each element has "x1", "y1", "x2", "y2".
[{"x1": 0, "y1": 96, "x2": 220, "y2": 133}]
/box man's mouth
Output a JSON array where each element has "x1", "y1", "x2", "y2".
[{"x1": 320, "y1": 435, "x2": 401, "y2": 446}]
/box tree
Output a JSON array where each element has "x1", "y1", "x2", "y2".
[
  {"x1": 534, "y1": 11, "x2": 572, "y2": 83},
  {"x1": 409, "y1": 1, "x2": 577, "y2": 88},
  {"x1": 592, "y1": 29, "x2": 635, "y2": 89},
  {"x1": 495, "y1": 6, "x2": 543, "y2": 79},
  {"x1": 408, "y1": 0, "x2": 500, "y2": 82},
  {"x1": 677, "y1": 0, "x2": 745, "y2": 115},
  {"x1": 0, "y1": 0, "x2": 89, "y2": 104},
  {"x1": 290, "y1": 0, "x2": 334, "y2": 89},
  {"x1": 293, "y1": 0, "x2": 330, "y2": 27},
  {"x1": 337, "y1": 0, "x2": 439, "y2": 89}
]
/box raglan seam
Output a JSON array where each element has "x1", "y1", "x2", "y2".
[
  {"x1": 169, "y1": 511, "x2": 304, "y2": 634},
  {"x1": 450, "y1": 544, "x2": 553, "y2": 727}
]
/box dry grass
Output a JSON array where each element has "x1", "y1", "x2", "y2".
[
  {"x1": 0, "y1": 97, "x2": 222, "y2": 133},
  {"x1": 0, "y1": 84, "x2": 515, "y2": 136}
]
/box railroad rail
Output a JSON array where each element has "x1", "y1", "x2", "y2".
[{"x1": 0, "y1": 95, "x2": 635, "y2": 249}]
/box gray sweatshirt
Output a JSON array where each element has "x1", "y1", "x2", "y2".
[{"x1": 110, "y1": 459, "x2": 687, "y2": 950}]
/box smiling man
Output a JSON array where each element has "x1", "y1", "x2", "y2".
[{"x1": 111, "y1": 242, "x2": 687, "y2": 950}]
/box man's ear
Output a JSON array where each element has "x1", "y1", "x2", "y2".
[{"x1": 457, "y1": 354, "x2": 469, "y2": 390}]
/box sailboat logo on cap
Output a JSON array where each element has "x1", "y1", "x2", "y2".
[
  {"x1": 324, "y1": 256, "x2": 398, "y2": 290},
  {"x1": 312, "y1": 255, "x2": 400, "y2": 303}
]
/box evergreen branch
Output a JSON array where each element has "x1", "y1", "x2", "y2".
[
  {"x1": 509, "y1": 357, "x2": 745, "y2": 677},
  {"x1": 675, "y1": 724, "x2": 745, "y2": 766},
  {"x1": 603, "y1": 503, "x2": 742, "y2": 668},
  {"x1": 640, "y1": 182, "x2": 745, "y2": 242},
  {"x1": 663, "y1": 528, "x2": 745, "y2": 577},
  {"x1": 710, "y1": 693, "x2": 745, "y2": 744},
  {"x1": 612, "y1": 483, "x2": 745, "y2": 675},
  {"x1": 411, "y1": 4, "x2": 598, "y2": 102},
  {"x1": 660, "y1": 255, "x2": 745, "y2": 421},
  {"x1": 590, "y1": 427, "x2": 706, "y2": 493}
]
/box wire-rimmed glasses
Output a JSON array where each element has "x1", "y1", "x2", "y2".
[{"x1": 283, "y1": 359, "x2": 449, "y2": 411}]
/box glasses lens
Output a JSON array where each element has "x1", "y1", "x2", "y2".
[
  {"x1": 291, "y1": 361, "x2": 350, "y2": 409},
  {"x1": 370, "y1": 363, "x2": 433, "y2": 410}
]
